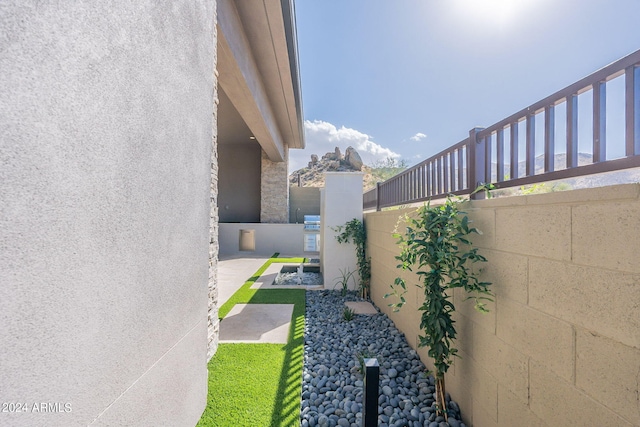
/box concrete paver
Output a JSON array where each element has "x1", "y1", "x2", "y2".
[
  {"x1": 217, "y1": 255, "x2": 271, "y2": 306},
  {"x1": 250, "y1": 263, "x2": 282, "y2": 289},
  {"x1": 219, "y1": 304, "x2": 294, "y2": 343},
  {"x1": 345, "y1": 301, "x2": 378, "y2": 315}
]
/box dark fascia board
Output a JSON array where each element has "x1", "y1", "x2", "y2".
[{"x1": 280, "y1": 0, "x2": 305, "y2": 150}]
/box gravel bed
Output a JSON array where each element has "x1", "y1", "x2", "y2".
[{"x1": 301, "y1": 290, "x2": 467, "y2": 427}]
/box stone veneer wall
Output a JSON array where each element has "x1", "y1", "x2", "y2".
[
  {"x1": 208, "y1": 7, "x2": 219, "y2": 362},
  {"x1": 365, "y1": 184, "x2": 640, "y2": 427},
  {"x1": 261, "y1": 148, "x2": 290, "y2": 223}
]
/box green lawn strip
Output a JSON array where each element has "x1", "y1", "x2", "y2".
[
  {"x1": 269, "y1": 291, "x2": 305, "y2": 426},
  {"x1": 196, "y1": 343, "x2": 286, "y2": 427},
  {"x1": 198, "y1": 255, "x2": 306, "y2": 426}
]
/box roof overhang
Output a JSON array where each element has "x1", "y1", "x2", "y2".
[{"x1": 217, "y1": 0, "x2": 305, "y2": 162}]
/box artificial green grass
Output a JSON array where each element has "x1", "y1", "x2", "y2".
[
  {"x1": 197, "y1": 343, "x2": 286, "y2": 425},
  {"x1": 197, "y1": 254, "x2": 306, "y2": 427}
]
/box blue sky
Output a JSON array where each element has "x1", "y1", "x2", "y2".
[{"x1": 289, "y1": 0, "x2": 640, "y2": 172}]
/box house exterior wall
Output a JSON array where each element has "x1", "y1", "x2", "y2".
[
  {"x1": 218, "y1": 143, "x2": 262, "y2": 223},
  {"x1": 0, "y1": 2, "x2": 215, "y2": 426},
  {"x1": 261, "y1": 148, "x2": 290, "y2": 223},
  {"x1": 365, "y1": 184, "x2": 640, "y2": 427}
]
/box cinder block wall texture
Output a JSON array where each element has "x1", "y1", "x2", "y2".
[
  {"x1": 290, "y1": 186, "x2": 321, "y2": 223},
  {"x1": 0, "y1": 2, "x2": 216, "y2": 426},
  {"x1": 365, "y1": 184, "x2": 640, "y2": 427}
]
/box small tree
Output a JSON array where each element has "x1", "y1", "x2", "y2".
[
  {"x1": 387, "y1": 197, "x2": 493, "y2": 420},
  {"x1": 334, "y1": 218, "x2": 371, "y2": 299}
]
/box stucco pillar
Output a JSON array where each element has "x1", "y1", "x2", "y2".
[
  {"x1": 321, "y1": 172, "x2": 364, "y2": 290},
  {"x1": 260, "y1": 148, "x2": 289, "y2": 223}
]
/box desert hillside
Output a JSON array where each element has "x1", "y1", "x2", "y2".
[
  {"x1": 289, "y1": 146, "x2": 408, "y2": 191},
  {"x1": 290, "y1": 148, "x2": 640, "y2": 194},
  {"x1": 289, "y1": 146, "x2": 377, "y2": 191}
]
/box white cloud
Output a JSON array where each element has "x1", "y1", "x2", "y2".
[
  {"x1": 288, "y1": 120, "x2": 400, "y2": 172},
  {"x1": 409, "y1": 132, "x2": 427, "y2": 142}
]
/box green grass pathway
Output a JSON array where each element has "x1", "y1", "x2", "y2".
[{"x1": 197, "y1": 255, "x2": 306, "y2": 427}]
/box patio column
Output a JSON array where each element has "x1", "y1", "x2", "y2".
[
  {"x1": 321, "y1": 172, "x2": 364, "y2": 290},
  {"x1": 260, "y1": 148, "x2": 289, "y2": 223}
]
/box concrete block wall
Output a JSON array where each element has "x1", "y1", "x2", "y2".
[
  {"x1": 290, "y1": 186, "x2": 321, "y2": 223},
  {"x1": 261, "y1": 148, "x2": 289, "y2": 223},
  {"x1": 365, "y1": 184, "x2": 640, "y2": 427}
]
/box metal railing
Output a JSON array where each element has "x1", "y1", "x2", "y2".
[{"x1": 364, "y1": 49, "x2": 640, "y2": 211}]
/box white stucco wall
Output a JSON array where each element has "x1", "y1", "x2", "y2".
[
  {"x1": 219, "y1": 223, "x2": 311, "y2": 257},
  {"x1": 0, "y1": 2, "x2": 215, "y2": 426}
]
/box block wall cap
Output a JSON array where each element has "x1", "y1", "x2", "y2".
[{"x1": 470, "y1": 183, "x2": 640, "y2": 208}]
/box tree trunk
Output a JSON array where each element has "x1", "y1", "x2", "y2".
[{"x1": 435, "y1": 374, "x2": 448, "y2": 422}]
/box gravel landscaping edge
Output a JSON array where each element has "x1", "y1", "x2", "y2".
[{"x1": 301, "y1": 290, "x2": 467, "y2": 427}]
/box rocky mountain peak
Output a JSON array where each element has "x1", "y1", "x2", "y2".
[{"x1": 289, "y1": 146, "x2": 377, "y2": 189}]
